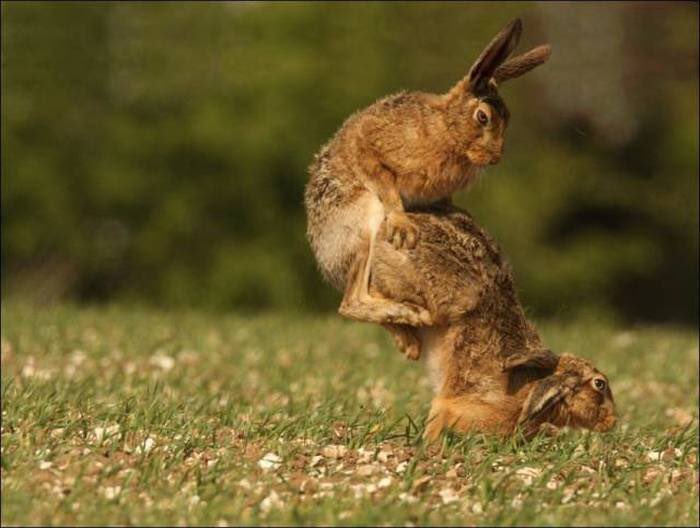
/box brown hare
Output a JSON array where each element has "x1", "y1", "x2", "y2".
[
  {"x1": 367, "y1": 203, "x2": 616, "y2": 441},
  {"x1": 304, "y1": 19, "x2": 551, "y2": 359}
]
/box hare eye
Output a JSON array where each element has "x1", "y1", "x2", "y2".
[
  {"x1": 475, "y1": 109, "x2": 489, "y2": 126},
  {"x1": 593, "y1": 378, "x2": 606, "y2": 392}
]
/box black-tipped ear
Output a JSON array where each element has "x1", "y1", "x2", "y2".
[
  {"x1": 517, "y1": 373, "x2": 580, "y2": 432},
  {"x1": 493, "y1": 44, "x2": 551, "y2": 84},
  {"x1": 467, "y1": 18, "x2": 522, "y2": 93},
  {"x1": 503, "y1": 349, "x2": 559, "y2": 372}
]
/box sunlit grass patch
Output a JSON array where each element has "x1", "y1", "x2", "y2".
[{"x1": 1, "y1": 302, "x2": 698, "y2": 526}]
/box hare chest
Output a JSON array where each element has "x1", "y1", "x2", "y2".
[
  {"x1": 397, "y1": 153, "x2": 476, "y2": 207},
  {"x1": 419, "y1": 326, "x2": 452, "y2": 394}
]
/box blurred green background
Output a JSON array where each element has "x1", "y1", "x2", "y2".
[{"x1": 2, "y1": 1, "x2": 697, "y2": 324}]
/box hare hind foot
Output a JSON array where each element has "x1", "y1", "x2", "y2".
[
  {"x1": 339, "y1": 298, "x2": 432, "y2": 327},
  {"x1": 339, "y1": 241, "x2": 432, "y2": 327}
]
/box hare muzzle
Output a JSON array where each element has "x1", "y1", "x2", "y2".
[
  {"x1": 593, "y1": 400, "x2": 617, "y2": 432},
  {"x1": 594, "y1": 413, "x2": 617, "y2": 432},
  {"x1": 467, "y1": 144, "x2": 502, "y2": 166}
]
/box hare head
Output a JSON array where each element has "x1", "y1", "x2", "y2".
[
  {"x1": 516, "y1": 354, "x2": 617, "y2": 438},
  {"x1": 442, "y1": 18, "x2": 551, "y2": 166}
]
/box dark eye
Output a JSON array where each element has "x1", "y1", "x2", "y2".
[
  {"x1": 476, "y1": 109, "x2": 489, "y2": 126},
  {"x1": 593, "y1": 378, "x2": 606, "y2": 392}
]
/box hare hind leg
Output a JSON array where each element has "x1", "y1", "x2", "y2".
[
  {"x1": 338, "y1": 237, "x2": 432, "y2": 327},
  {"x1": 338, "y1": 194, "x2": 432, "y2": 327}
]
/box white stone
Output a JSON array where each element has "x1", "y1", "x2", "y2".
[
  {"x1": 258, "y1": 452, "x2": 282, "y2": 471},
  {"x1": 395, "y1": 461, "x2": 409, "y2": 474},
  {"x1": 439, "y1": 487, "x2": 459, "y2": 505},
  {"x1": 377, "y1": 476, "x2": 392, "y2": 489}
]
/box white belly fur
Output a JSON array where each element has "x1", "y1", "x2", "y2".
[{"x1": 314, "y1": 192, "x2": 385, "y2": 287}]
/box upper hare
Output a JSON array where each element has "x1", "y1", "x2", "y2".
[
  {"x1": 304, "y1": 19, "x2": 551, "y2": 357},
  {"x1": 368, "y1": 203, "x2": 617, "y2": 441}
]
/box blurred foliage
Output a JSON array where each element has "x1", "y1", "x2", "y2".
[{"x1": 1, "y1": 2, "x2": 697, "y2": 323}]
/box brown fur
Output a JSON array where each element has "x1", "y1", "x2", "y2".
[
  {"x1": 304, "y1": 19, "x2": 550, "y2": 346},
  {"x1": 493, "y1": 45, "x2": 551, "y2": 84},
  {"x1": 367, "y1": 204, "x2": 616, "y2": 441}
]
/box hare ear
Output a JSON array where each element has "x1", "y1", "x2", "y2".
[
  {"x1": 493, "y1": 44, "x2": 551, "y2": 84},
  {"x1": 503, "y1": 349, "x2": 559, "y2": 371},
  {"x1": 467, "y1": 18, "x2": 523, "y2": 93},
  {"x1": 517, "y1": 373, "x2": 580, "y2": 430}
]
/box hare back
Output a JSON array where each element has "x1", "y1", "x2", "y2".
[{"x1": 370, "y1": 205, "x2": 506, "y2": 323}]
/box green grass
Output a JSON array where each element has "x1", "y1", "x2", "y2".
[{"x1": 1, "y1": 302, "x2": 698, "y2": 526}]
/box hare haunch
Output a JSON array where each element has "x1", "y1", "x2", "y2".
[
  {"x1": 367, "y1": 204, "x2": 616, "y2": 440},
  {"x1": 304, "y1": 19, "x2": 551, "y2": 359}
]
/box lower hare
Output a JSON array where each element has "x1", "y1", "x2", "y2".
[{"x1": 368, "y1": 204, "x2": 617, "y2": 440}]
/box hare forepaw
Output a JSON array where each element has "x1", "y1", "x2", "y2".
[
  {"x1": 403, "y1": 341, "x2": 421, "y2": 361},
  {"x1": 387, "y1": 324, "x2": 422, "y2": 360},
  {"x1": 537, "y1": 423, "x2": 562, "y2": 438},
  {"x1": 386, "y1": 211, "x2": 419, "y2": 250}
]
